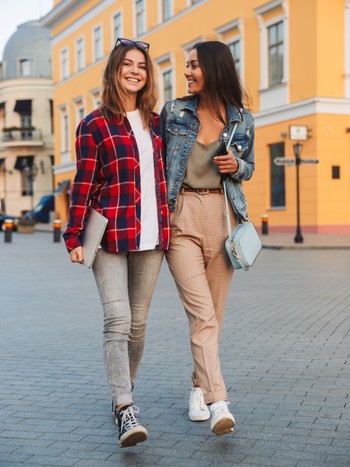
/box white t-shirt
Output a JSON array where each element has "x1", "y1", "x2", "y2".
[{"x1": 126, "y1": 109, "x2": 159, "y2": 250}]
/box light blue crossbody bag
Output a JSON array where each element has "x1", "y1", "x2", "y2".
[{"x1": 222, "y1": 124, "x2": 262, "y2": 271}]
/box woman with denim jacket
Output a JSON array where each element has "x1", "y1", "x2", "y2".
[
  {"x1": 63, "y1": 38, "x2": 170, "y2": 448},
  {"x1": 160, "y1": 41, "x2": 254, "y2": 436}
]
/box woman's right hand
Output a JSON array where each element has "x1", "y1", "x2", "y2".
[{"x1": 70, "y1": 246, "x2": 84, "y2": 264}]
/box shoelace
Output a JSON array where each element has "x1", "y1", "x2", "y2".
[
  {"x1": 191, "y1": 390, "x2": 206, "y2": 409},
  {"x1": 120, "y1": 405, "x2": 140, "y2": 431},
  {"x1": 210, "y1": 400, "x2": 230, "y2": 416}
]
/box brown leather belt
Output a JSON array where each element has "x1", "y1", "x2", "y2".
[{"x1": 181, "y1": 187, "x2": 223, "y2": 194}]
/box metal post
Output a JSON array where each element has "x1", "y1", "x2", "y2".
[
  {"x1": 4, "y1": 218, "x2": 14, "y2": 243},
  {"x1": 261, "y1": 214, "x2": 268, "y2": 235},
  {"x1": 293, "y1": 143, "x2": 304, "y2": 244},
  {"x1": 53, "y1": 219, "x2": 62, "y2": 243}
]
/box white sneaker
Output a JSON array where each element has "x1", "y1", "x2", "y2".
[
  {"x1": 210, "y1": 401, "x2": 235, "y2": 435},
  {"x1": 189, "y1": 388, "x2": 210, "y2": 421}
]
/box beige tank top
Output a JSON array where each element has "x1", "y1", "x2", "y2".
[{"x1": 183, "y1": 139, "x2": 222, "y2": 189}]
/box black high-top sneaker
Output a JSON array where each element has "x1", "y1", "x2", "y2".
[{"x1": 116, "y1": 405, "x2": 148, "y2": 448}]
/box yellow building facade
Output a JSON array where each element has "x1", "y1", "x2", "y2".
[{"x1": 43, "y1": 0, "x2": 350, "y2": 233}]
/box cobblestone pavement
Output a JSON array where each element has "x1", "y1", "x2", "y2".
[{"x1": 0, "y1": 232, "x2": 349, "y2": 467}]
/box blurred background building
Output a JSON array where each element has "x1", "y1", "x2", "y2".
[
  {"x1": 41, "y1": 0, "x2": 350, "y2": 233},
  {"x1": 0, "y1": 20, "x2": 54, "y2": 217}
]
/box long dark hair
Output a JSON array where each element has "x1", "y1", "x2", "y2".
[
  {"x1": 101, "y1": 44, "x2": 157, "y2": 127},
  {"x1": 192, "y1": 41, "x2": 249, "y2": 124}
]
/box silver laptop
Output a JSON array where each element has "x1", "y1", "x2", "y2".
[{"x1": 81, "y1": 209, "x2": 108, "y2": 268}]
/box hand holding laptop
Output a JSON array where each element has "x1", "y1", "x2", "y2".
[
  {"x1": 69, "y1": 209, "x2": 108, "y2": 268},
  {"x1": 81, "y1": 209, "x2": 108, "y2": 268}
]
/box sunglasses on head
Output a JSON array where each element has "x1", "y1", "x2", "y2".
[{"x1": 114, "y1": 37, "x2": 150, "y2": 52}]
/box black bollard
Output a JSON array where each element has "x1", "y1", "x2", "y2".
[
  {"x1": 53, "y1": 219, "x2": 62, "y2": 243},
  {"x1": 4, "y1": 219, "x2": 14, "y2": 243},
  {"x1": 261, "y1": 214, "x2": 268, "y2": 235}
]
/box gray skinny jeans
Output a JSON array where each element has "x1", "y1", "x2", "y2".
[{"x1": 92, "y1": 248, "x2": 164, "y2": 406}]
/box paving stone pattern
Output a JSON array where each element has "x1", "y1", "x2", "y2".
[{"x1": 0, "y1": 232, "x2": 350, "y2": 466}]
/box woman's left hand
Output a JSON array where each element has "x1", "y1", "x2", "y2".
[{"x1": 213, "y1": 149, "x2": 239, "y2": 174}]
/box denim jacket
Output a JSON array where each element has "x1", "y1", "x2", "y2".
[{"x1": 160, "y1": 95, "x2": 255, "y2": 220}]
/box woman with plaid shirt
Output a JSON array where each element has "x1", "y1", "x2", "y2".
[{"x1": 63, "y1": 38, "x2": 170, "y2": 448}]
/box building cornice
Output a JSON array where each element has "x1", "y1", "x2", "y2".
[
  {"x1": 41, "y1": 0, "x2": 83, "y2": 28},
  {"x1": 0, "y1": 78, "x2": 53, "y2": 94},
  {"x1": 254, "y1": 97, "x2": 350, "y2": 127}
]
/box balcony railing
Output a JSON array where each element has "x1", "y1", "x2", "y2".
[
  {"x1": 0, "y1": 129, "x2": 44, "y2": 147},
  {"x1": 1, "y1": 129, "x2": 43, "y2": 142}
]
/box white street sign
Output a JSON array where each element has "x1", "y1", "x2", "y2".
[
  {"x1": 274, "y1": 157, "x2": 319, "y2": 166},
  {"x1": 274, "y1": 157, "x2": 295, "y2": 166},
  {"x1": 300, "y1": 159, "x2": 319, "y2": 165},
  {"x1": 289, "y1": 125, "x2": 308, "y2": 141}
]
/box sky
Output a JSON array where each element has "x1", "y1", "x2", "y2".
[{"x1": 0, "y1": 0, "x2": 54, "y2": 60}]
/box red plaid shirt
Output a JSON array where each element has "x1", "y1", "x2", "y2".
[{"x1": 63, "y1": 109, "x2": 170, "y2": 253}]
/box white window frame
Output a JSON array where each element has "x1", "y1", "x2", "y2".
[
  {"x1": 75, "y1": 36, "x2": 85, "y2": 72},
  {"x1": 111, "y1": 10, "x2": 123, "y2": 47},
  {"x1": 216, "y1": 19, "x2": 244, "y2": 83},
  {"x1": 158, "y1": 0, "x2": 173, "y2": 22},
  {"x1": 345, "y1": 0, "x2": 350, "y2": 97},
  {"x1": 93, "y1": 24, "x2": 103, "y2": 61},
  {"x1": 59, "y1": 105, "x2": 70, "y2": 164},
  {"x1": 268, "y1": 20, "x2": 284, "y2": 87},
  {"x1": 255, "y1": 0, "x2": 289, "y2": 111},
  {"x1": 229, "y1": 40, "x2": 241, "y2": 75},
  {"x1": 60, "y1": 47, "x2": 69, "y2": 80},
  {"x1": 162, "y1": 68, "x2": 174, "y2": 103},
  {"x1": 90, "y1": 87, "x2": 102, "y2": 109},
  {"x1": 73, "y1": 96, "x2": 86, "y2": 127},
  {"x1": 18, "y1": 58, "x2": 31, "y2": 76},
  {"x1": 134, "y1": 0, "x2": 147, "y2": 36},
  {"x1": 155, "y1": 53, "x2": 175, "y2": 108}
]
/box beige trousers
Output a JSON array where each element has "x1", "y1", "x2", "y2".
[{"x1": 166, "y1": 191, "x2": 236, "y2": 404}]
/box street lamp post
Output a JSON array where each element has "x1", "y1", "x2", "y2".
[
  {"x1": 293, "y1": 142, "x2": 303, "y2": 244},
  {"x1": 24, "y1": 164, "x2": 39, "y2": 216}
]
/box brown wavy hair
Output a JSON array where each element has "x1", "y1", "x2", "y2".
[
  {"x1": 101, "y1": 44, "x2": 157, "y2": 127},
  {"x1": 191, "y1": 41, "x2": 251, "y2": 124}
]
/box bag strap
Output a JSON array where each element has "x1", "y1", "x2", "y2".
[
  {"x1": 223, "y1": 180, "x2": 233, "y2": 239},
  {"x1": 222, "y1": 122, "x2": 238, "y2": 240}
]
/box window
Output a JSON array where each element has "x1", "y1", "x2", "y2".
[
  {"x1": 49, "y1": 100, "x2": 54, "y2": 134},
  {"x1": 270, "y1": 143, "x2": 285, "y2": 207},
  {"x1": 112, "y1": 12, "x2": 122, "y2": 44},
  {"x1": 63, "y1": 114, "x2": 69, "y2": 153},
  {"x1": 135, "y1": 0, "x2": 146, "y2": 35},
  {"x1": 90, "y1": 88, "x2": 102, "y2": 108},
  {"x1": 61, "y1": 48, "x2": 69, "y2": 79},
  {"x1": 268, "y1": 21, "x2": 284, "y2": 86},
  {"x1": 162, "y1": 69, "x2": 173, "y2": 102},
  {"x1": 78, "y1": 107, "x2": 85, "y2": 121},
  {"x1": 332, "y1": 166, "x2": 340, "y2": 179},
  {"x1": 228, "y1": 40, "x2": 241, "y2": 75},
  {"x1": 76, "y1": 37, "x2": 85, "y2": 71},
  {"x1": 14, "y1": 157, "x2": 34, "y2": 196},
  {"x1": 74, "y1": 100, "x2": 85, "y2": 125},
  {"x1": 20, "y1": 113, "x2": 33, "y2": 139},
  {"x1": 162, "y1": 0, "x2": 172, "y2": 20},
  {"x1": 155, "y1": 54, "x2": 174, "y2": 107},
  {"x1": 21, "y1": 169, "x2": 33, "y2": 196},
  {"x1": 255, "y1": 2, "x2": 288, "y2": 110},
  {"x1": 93, "y1": 26, "x2": 103, "y2": 61},
  {"x1": 59, "y1": 108, "x2": 70, "y2": 163},
  {"x1": 19, "y1": 59, "x2": 31, "y2": 76},
  {"x1": 216, "y1": 19, "x2": 244, "y2": 81}
]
